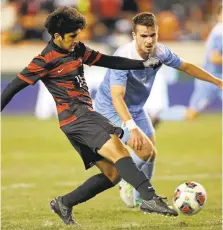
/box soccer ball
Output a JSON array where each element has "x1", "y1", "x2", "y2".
[{"x1": 173, "y1": 181, "x2": 207, "y2": 215}]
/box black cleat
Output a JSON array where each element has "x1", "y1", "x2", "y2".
[
  {"x1": 50, "y1": 196, "x2": 76, "y2": 225},
  {"x1": 140, "y1": 196, "x2": 178, "y2": 216}
]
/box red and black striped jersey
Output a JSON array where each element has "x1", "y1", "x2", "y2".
[{"x1": 17, "y1": 40, "x2": 102, "y2": 127}]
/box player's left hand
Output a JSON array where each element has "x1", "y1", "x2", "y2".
[{"x1": 143, "y1": 57, "x2": 162, "y2": 69}]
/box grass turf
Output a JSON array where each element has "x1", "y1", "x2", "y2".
[{"x1": 1, "y1": 114, "x2": 222, "y2": 230}]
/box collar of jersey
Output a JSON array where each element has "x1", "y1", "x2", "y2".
[{"x1": 50, "y1": 39, "x2": 70, "y2": 54}]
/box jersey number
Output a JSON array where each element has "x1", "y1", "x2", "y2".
[{"x1": 74, "y1": 75, "x2": 84, "y2": 87}]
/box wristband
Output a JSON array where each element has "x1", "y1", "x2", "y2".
[{"x1": 125, "y1": 119, "x2": 137, "y2": 130}]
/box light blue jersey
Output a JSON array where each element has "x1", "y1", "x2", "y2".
[
  {"x1": 95, "y1": 41, "x2": 182, "y2": 200},
  {"x1": 204, "y1": 23, "x2": 222, "y2": 78},
  {"x1": 189, "y1": 23, "x2": 222, "y2": 111},
  {"x1": 95, "y1": 40, "x2": 182, "y2": 117}
]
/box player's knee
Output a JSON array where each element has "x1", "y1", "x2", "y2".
[
  {"x1": 148, "y1": 149, "x2": 156, "y2": 162},
  {"x1": 140, "y1": 142, "x2": 155, "y2": 161},
  {"x1": 137, "y1": 150, "x2": 153, "y2": 162}
]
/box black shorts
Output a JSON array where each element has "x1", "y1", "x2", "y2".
[{"x1": 61, "y1": 106, "x2": 123, "y2": 170}]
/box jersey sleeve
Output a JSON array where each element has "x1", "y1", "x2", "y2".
[
  {"x1": 17, "y1": 55, "x2": 48, "y2": 85},
  {"x1": 109, "y1": 48, "x2": 129, "y2": 87},
  {"x1": 155, "y1": 44, "x2": 182, "y2": 69},
  {"x1": 77, "y1": 42, "x2": 102, "y2": 66}
]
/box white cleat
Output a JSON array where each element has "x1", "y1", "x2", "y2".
[{"x1": 119, "y1": 180, "x2": 137, "y2": 208}]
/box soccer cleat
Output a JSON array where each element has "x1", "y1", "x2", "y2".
[
  {"x1": 140, "y1": 196, "x2": 178, "y2": 216},
  {"x1": 50, "y1": 196, "x2": 76, "y2": 225}
]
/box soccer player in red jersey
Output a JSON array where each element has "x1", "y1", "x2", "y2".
[{"x1": 1, "y1": 6, "x2": 178, "y2": 225}]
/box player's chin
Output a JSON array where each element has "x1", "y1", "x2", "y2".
[{"x1": 144, "y1": 47, "x2": 153, "y2": 53}]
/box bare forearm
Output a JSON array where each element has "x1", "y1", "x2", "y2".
[
  {"x1": 112, "y1": 97, "x2": 132, "y2": 123},
  {"x1": 180, "y1": 63, "x2": 221, "y2": 85}
]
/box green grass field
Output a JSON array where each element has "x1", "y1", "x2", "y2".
[{"x1": 1, "y1": 114, "x2": 222, "y2": 230}]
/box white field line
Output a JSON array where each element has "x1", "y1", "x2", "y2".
[
  {"x1": 1, "y1": 173, "x2": 221, "y2": 191},
  {"x1": 42, "y1": 220, "x2": 54, "y2": 227},
  {"x1": 1, "y1": 183, "x2": 36, "y2": 190},
  {"x1": 119, "y1": 222, "x2": 143, "y2": 228}
]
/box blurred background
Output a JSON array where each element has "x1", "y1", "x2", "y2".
[
  {"x1": 1, "y1": 0, "x2": 221, "y2": 44},
  {"x1": 1, "y1": 0, "x2": 222, "y2": 115}
]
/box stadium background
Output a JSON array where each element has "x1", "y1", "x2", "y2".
[
  {"x1": 1, "y1": 0, "x2": 222, "y2": 229},
  {"x1": 1, "y1": 0, "x2": 222, "y2": 114}
]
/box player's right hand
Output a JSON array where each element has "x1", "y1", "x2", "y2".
[{"x1": 129, "y1": 127, "x2": 148, "y2": 151}]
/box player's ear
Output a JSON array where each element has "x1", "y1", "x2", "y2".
[
  {"x1": 54, "y1": 33, "x2": 62, "y2": 41},
  {"x1": 132, "y1": 31, "x2": 136, "y2": 40}
]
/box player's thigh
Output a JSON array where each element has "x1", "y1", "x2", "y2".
[
  {"x1": 97, "y1": 134, "x2": 130, "y2": 163},
  {"x1": 61, "y1": 109, "x2": 124, "y2": 169},
  {"x1": 128, "y1": 111, "x2": 155, "y2": 159},
  {"x1": 95, "y1": 158, "x2": 120, "y2": 184},
  {"x1": 103, "y1": 111, "x2": 155, "y2": 159},
  {"x1": 189, "y1": 79, "x2": 219, "y2": 112},
  {"x1": 111, "y1": 110, "x2": 155, "y2": 146}
]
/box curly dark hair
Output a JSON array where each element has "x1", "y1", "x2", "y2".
[
  {"x1": 132, "y1": 12, "x2": 156, "y2": 32},
  {"x1": 45, "y1": 6, "x2": 87, "y2": 37}
]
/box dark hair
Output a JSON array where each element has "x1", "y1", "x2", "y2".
[
  {"x1": 132, "y1": 12, "x2": 156, "y2": 32},
  {"x1": 45, "y1": 6, "x2": 87, "y2": 37}
]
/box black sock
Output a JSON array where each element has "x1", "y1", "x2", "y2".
[
  {"x1": 62, "y1": 173, "x2": 114, "y2": 208},
  {"x1": 115, "y1": 157, "x2": 156, "y2": 200}
]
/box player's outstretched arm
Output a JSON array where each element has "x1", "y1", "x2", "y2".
[
  {"x1": 1, "y1": 77, "x2": 29, "y2": 111},
  {"x1": 94, "y1": 54, "x2": 158, "y2": 70},
  {"x1": 177, "y1": 61, "x2": 222, "y2": 90}
]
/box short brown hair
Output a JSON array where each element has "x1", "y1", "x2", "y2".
[
  {"x1": 132, "y1": 12, "x2": 156, "y2": 32},
  {"x1": 45, "y1": 6, "x2": 87, "y2": 37}
]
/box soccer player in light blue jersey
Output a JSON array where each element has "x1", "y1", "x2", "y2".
[
  {"x1": 186, "y1": 5, "x2": 222, "y2": 120},
  {"x1": 94, "y1": 12, "x2": 222, "y2": 208}
]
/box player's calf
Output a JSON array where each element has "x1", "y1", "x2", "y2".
[
  {"x1": 128, "y1": 138, "x2": 155, "y2": 162},
  {"x1": 95, "y1": 160, "x2": 121, "y2": 185}
]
